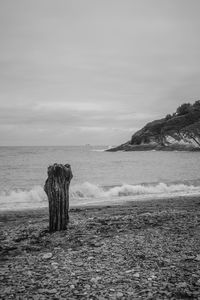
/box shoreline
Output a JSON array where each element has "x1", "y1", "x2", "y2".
[
  {"x1": 1, "y1": 195, "x2": 200, "y2": 299},
  {"x1": 1, "y1": 193, "x2": 200, "y2": 219},
  {"x1": 106, "y1": 144, "x2": 200, "y2": 152}
]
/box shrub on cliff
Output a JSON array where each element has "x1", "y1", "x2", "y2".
[
  {"x1": 193, "y1": 100, "x2": 200, "y2": 111},
  {"x1": 176, "y1": 103, "x2": 192, "y2": 116},
  {"x1": 165, "y1": 114, "x2": 172, "y2": 120}
]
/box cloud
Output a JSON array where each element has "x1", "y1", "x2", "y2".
[
  {"x1": 34, "y1": 101, "x2": 109, "y2": 112},
  {"x1": 0, "y1": 0, "x2": 200, "y2": 145},
  {"x1": 112, "y1": 113, "x2": 157, "y2": 121},
  {"x1": 79, "y1": 126, "x2": 107, "y2": 132}
]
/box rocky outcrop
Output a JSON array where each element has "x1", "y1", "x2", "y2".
[{"x1": 107, "y1": 101, "x2": 200, "y2": 151}]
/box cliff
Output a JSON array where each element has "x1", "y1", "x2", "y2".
[{"x1": 107, "y1": 101, "x2": 200, "y2": 151}]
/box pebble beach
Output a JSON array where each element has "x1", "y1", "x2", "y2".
[{"x1": 1, "y1": 196, "x2": 200, "y2": 299}]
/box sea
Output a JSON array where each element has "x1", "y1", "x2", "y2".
[{"x1": 0, "y1": 146, "x2": 200, "y2": 211}]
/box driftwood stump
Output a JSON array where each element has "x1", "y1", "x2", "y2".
[{"x1": 44, "y1": 163, "x2": 73, "y2": 232}]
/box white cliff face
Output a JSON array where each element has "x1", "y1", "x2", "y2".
[{"x1": 165, "y1": 135, "x2": 199, "y2": 148}]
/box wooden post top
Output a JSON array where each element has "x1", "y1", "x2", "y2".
[{"x1": 46, "y1": 163, "x2": 73, "y2": 182}]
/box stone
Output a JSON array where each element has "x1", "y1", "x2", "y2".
[
  {"x1": 38, "y1": 288, "x2": 57, "y2": 294},
  {"x1": 51, "y1": 262, "x2": 58, "y2": 269},
  {"x1": 41, "y1": 252, "x2": 53, "y2": 260},
  {"x1": 85, "y1": 284, "x2": 90, "y2": 290},
  {"x1": 196, "y1": 279, "x2": 200, "y2": 286},
  {"x1": 27, "y1": 271, "x2": 32, "y2": 276},
  {"x1": 91, "y1": 276, "x2": 101, "y2": 284},
  {"x1": 88, "y1": 256, "x2": 94, "y2": 260},
  {"x1": 195, "y1": 254, "x2": 200, "y2": 261},
  {"x1": 46, "y1": 289, "x2": 57, "y2": 294},
  {"x1": 38, "y1": 289, "x2": 47, "y2": 294},
  {"x1": 185, "y1": 255, "x2": 195, "y2": 260},
  {"x1": 76, "y1": 261, "x2": 84, "y2": 267},
  {"x1": 133, "y1": 272, "x2": 140, "y2": 278},
  {"x1": 177, "y1": 282, "x2": 187, "y2": 288},
  {"x1": 125, "y1": 269, "x2": 135, "y2": 274},
  {"x1": 116, "y1": 292, "x2": 123, "y2": 298},
  {"x1": 4, "y1": 287, "x2": 12, "y2": 294},
  {"x1": 127, "y1": 291, "x2": 134, "y2": 296},
  {"x1": 163, "y1": 258, "x2": 171, "y2": 263},
  {"x1": 32, "y1": 296, "x2": 40, "y2": 300},
  {"x1": 18, "y1": 286, "x2": 25, "y2": 292},
  {"x1": 147, "y1": 292, "x2": 153, "y2": 297}
]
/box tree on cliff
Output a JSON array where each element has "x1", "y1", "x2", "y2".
[
  {"x1": 165, "y1": 114, "x2": 172, "y2": 120},
  {"x1": 193, "y1": 100, "x2": 200, "y2": 111},
  {"x1": 181, "y1": 122, "x2": 200, "y2": 147},
  {"x1": 176, "y1": 103, "x2": 192, "y2": 116}
]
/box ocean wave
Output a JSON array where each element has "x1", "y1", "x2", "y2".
[
  {"x1": 71, "y1": 182, "x2": 200, "y2": 199},
  {"x1": 0, "y1": 186, "x2": 47, "y2": 210},
  {"x1": 0, "y1": 182, "x2": 200, "y2": 210}
]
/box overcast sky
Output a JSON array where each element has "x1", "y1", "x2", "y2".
[{"x1": 0, "y1": 0, "x2": 200, "y2": 145}]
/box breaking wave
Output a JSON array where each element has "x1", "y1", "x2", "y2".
[
  {"x1": 71, "y1": 182, "x2": 200, "y2": 198},
  {"x1": 0, "y1": 186, "x2": 47, "y2": 210},
  {"x1": 0, "y1": 182, "x2": 200, "y2": 211}
]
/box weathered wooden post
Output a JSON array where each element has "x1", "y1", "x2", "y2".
[{"x1": 44, "y1": 163, "x2": 73, "y2": 232}]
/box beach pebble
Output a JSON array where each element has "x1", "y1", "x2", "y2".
[
  {"x1": 75, "y1": 261, "x2": 84, "y2": 267},
  {"x1": 116, "y1": 291, "x2": 123, "y2": 298},
  {"x1": 37, "y1": 289, "x2": 47, "y2": 294},
  {"x1": 46, "y1": 288, "x2": 57, "y2": 294},
  {"x1": 3, "y1": 287, "x2": 12, "y2": 294},
  {"x1": 195, "y1": 254, "x2": 200, "y2": 261},
  {"x1": 87, "y1": 256, "x2": 94, "y2": 260},
  {"x1": 70, "y1": 284, "x2": 75, "y2": 289},
  {"x1": 85, "y1": 284, "x2": 91, "y2": 290},
  {"x1": 38, "y1": 288, "x2": 57, "y2": 294},
  {"x1": 163, "y1": 258, "x2": 171, "y2": 263},
  {"x1": 91, "y1": 276, "x2": 101, "y2": 284},
  {"x1": 125, "y1": 269, "x2": 135, "y2": 274},
  {"x1": 51, "y1": 262, "x2": 58, "y2": 268},
  {"x1": 27, "y1": 271, "x2": 32, "y2": 276},
  {"x1": 41, "y1": 252, "x2": 53, "y2": 260},
  {"x1": 196, "y1": 279, "x2": 200, "y2": 286},
  {"x1": 32, "y1": 295, "x2": 40, "y2": 300},
  {"x1": 177, "y1": 282, "x2": 187, "y2": 288}
]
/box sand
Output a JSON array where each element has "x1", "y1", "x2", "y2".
[{"x1": 0, "y1": 196, "x2": 200, "y2": 299}]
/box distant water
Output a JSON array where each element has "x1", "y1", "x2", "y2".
[{"x1": 0, "y1": 146, "x2": 200, "y2": 210}]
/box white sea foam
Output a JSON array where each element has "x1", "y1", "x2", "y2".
[
  {"x1": 1, "y1": 181, "x2": 199, "y2": 211},
  {"x1": 0, "y1": 186, "x2": 47, "y2": 210},
  {"x1": 71, "y1": 182, "x2": 200, "y2": 199}
]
